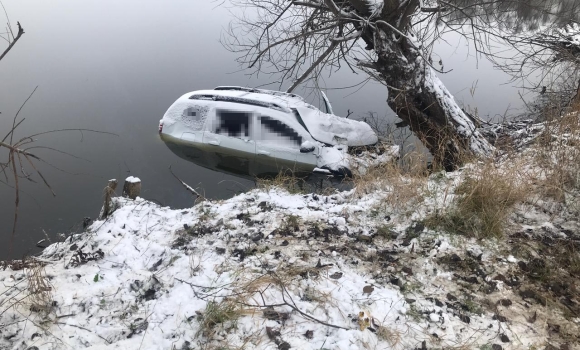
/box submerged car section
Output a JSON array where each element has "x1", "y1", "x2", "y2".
[
  {"x1": 253, "y1": 114, "x2": 319, "y2": 176},
  {"x1": 203, "y1": 109, "x2": 256, "y2": 175},
  {"x1": 160, "y1": 91, "x2": 322, "y2": 178},
  {"x1": 159, "y1": 87, "x2": 378, "y2": 178}
]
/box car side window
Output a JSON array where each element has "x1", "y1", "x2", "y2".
[
  {"x1": 181, "y1": 106, "x2": 209, "y2": 131},
  {"x1": 258, "y1": 116, "x2": 302, "y2": 148},
  {"x1": 211, "y1": 110, "x2": 251, "y2": 139}
]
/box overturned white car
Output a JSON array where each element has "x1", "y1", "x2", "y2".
[{"x1": 159, "y1": 86, "x2": 378, "y2": 177}]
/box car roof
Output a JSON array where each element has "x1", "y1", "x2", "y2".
[
  {"x1": 170, "y1": 87, "x2": 378, "y2": 147},
  {"x1": 181, "y1": 86, "x2": 320, "y2": 112}
]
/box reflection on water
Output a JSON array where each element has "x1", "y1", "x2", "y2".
[{"x1": 161, "y1": 134, "x2": 353, "y2": 193}]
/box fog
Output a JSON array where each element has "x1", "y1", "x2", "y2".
[{"x1": 0, "y1": 0, "x2": 524, "y2": 258}]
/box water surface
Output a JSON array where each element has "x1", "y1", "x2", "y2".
[{"x1": 0, "y1": 0, "x2": 523, "y2": 259}]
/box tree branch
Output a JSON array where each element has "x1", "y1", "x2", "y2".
[
  {"x1": 286, "y1": 41, "x2": 338, "y2": 92},
  {"x1": 0, "y1": 21, "x2": 23, "y2": 62}
]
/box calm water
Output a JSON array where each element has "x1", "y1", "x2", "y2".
[{"x1": 0, "y1": 0, "x2": 524, "y2": 259}]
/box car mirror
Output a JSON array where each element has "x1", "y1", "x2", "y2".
[{"x1": 300, "y1": 143, "x2": 315, "y2": 153}]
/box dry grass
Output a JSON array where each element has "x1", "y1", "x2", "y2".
[
  {"x1": 375, "y1": 324, "x2": 403, "y2": 347},
  {"x1": 351, "y1": 143, "x2": 429, "y2": 214},
  {"x1": 26, "y1": 262, "x2": 53, "y2": 315},
  {"x1": 196, "y1": 299, "x2": 243, "y2": 338},
  {"x1": 256, "y1": 169, "x2": 309, "y2": 194},
  {"x1": 426, "y1": 159, "x2": 530, "y2": 239},
  {"x1": 534, "y1": 103, "x2": 580, "y2": 207}
]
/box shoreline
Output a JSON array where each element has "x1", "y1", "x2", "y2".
[{"x1": 1, "y1": 175, "x2": 578, "y2": 349}]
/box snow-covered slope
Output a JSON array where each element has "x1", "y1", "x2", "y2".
[{"x1": 2, "y1": 169, "x2": 578, "y2": 349}]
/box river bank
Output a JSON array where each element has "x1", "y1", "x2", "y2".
[{"x1": 1, "y1": 118, "x2": 580, "y2": 350}]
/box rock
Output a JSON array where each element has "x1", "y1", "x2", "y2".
[
  {"x1": 304, "y1": 330, "x2": 313, "y2": 339},
  {"x1": 215, "y1": 247, "x2": 226, "y2": 255},
  {"x1": 464, "y1": 276, "x2": 478, "y2": 284},
  {"x1": 450, "y1": 253, "x2": 462, "y2": 262},
  {"x1": 459, "y1": 314, "x2": 470, "y2": 324},
  {"x1": 467, "y1": 247, "x2": 483, "y2": 261},
  {"x1": 482, "y1": 284, "x2": 497, "y2": 294},
  {"x1": 258, "y1": 201, "x2": 271, "y2": 211},
  {"x1": 357, "y1": 234, "x2": 372, "y2": 242},
  {"x1": 446, "y1": 293, "x2": 458, "y2": 301},
  {"x1": 493, "y1": 314, "x2": 507, "y2": 322},
  {"x1": 500, "y1": 333, "x2": 510, "y2": 343},
  {"x1": 330, "y1": 272, "x2": 343, "y2": 279},
  {"x1": 266, "y1": 326, "x2": 280, "y2": 340},
  {"x1": 142, "y1": 288, "x2": 156, "y2": 301},
  {"x1": 492, "y1": 274, "x2": 507, "y2": 282},
  {"x1": 492, "y1": 345, "x2": 503, "y2": 350},
  {"x1": 363, "y1": 285, "x2": 374, "y2": 295},
  {"x1": 263, "y1": 308, "x2": 289, "y2": 321},
  {"x1": 411, "y1": 222, "x2": 425, "y2": 234},
  {"x1": 498, "y1": 299, "x2": 512, "y2": 307},
  {"x1": 251, "y1": 232, "x2": 264, "y2": 242},
  {"x1": 278, "y1": 342, "x2": 291, "y2": 350}
]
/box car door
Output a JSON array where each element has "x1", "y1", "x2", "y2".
[
  {"x1": 201, "y1": 109, "x2": 256, "y2": 176},
  {"x1": 254, "y1": 115, "x2": 317, "y2": 175}
]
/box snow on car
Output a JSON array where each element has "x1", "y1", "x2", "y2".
[{"x1": 158, "y1": 86, "x2": 378, "y2": 177}]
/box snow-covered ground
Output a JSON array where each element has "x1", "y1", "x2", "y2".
[{"x1": 1, "y1": 122, "x2": 580, "y2": 349}]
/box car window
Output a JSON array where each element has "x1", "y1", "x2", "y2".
[
  {"x1": 182, "y1": 106, "x2": 207, "y2": 131},
  {"x1": 257, "y1": 116, "x2": 303, "y2": 148},
  {"x1": 211, "y1": 110, "x2": 252, "y2": 138}
]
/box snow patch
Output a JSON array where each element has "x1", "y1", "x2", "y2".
[{"x1": 125, "y1": 176, "x2": 141, "y2": 183}]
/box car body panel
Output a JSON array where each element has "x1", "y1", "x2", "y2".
[
  {"x1": 253, "y1": 113, "x2": 318, "y2": 175},
  {"x1": 159, "y1": 87, "x2": 376, "y2": 177}
]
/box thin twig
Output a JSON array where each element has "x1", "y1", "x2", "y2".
[
  {"x1": 168, "y1": 166, "x2": 205, "y2": 201},
  {"x1": 55, "y1": 322, "x2": 112, "y2": 344},
  {"x1": 0, "y1": 21, "x2": 23, "y2": 61}
]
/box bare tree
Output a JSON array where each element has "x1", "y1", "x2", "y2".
[
  {"x1": 224, "y1": 0, "x2": 579, "y2": 169},
  {"x1": 504, "y1": 22, "x2": 580, "y2": 111}
]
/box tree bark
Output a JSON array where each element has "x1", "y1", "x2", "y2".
[{"x1": 375, "y1": 39, "x2": 492, "y2": 170}]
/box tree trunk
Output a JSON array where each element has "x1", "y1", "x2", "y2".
[{"x1": 375, "y1": 39, "x2": 493, "y2": 170}]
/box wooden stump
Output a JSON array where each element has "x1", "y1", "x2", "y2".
[
  {"x1": 122, "y1": 176, "x2": 141, "y2": 200},
  {"x1": 101, "y1": 179, "x2": 118, "y2": 219}
]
